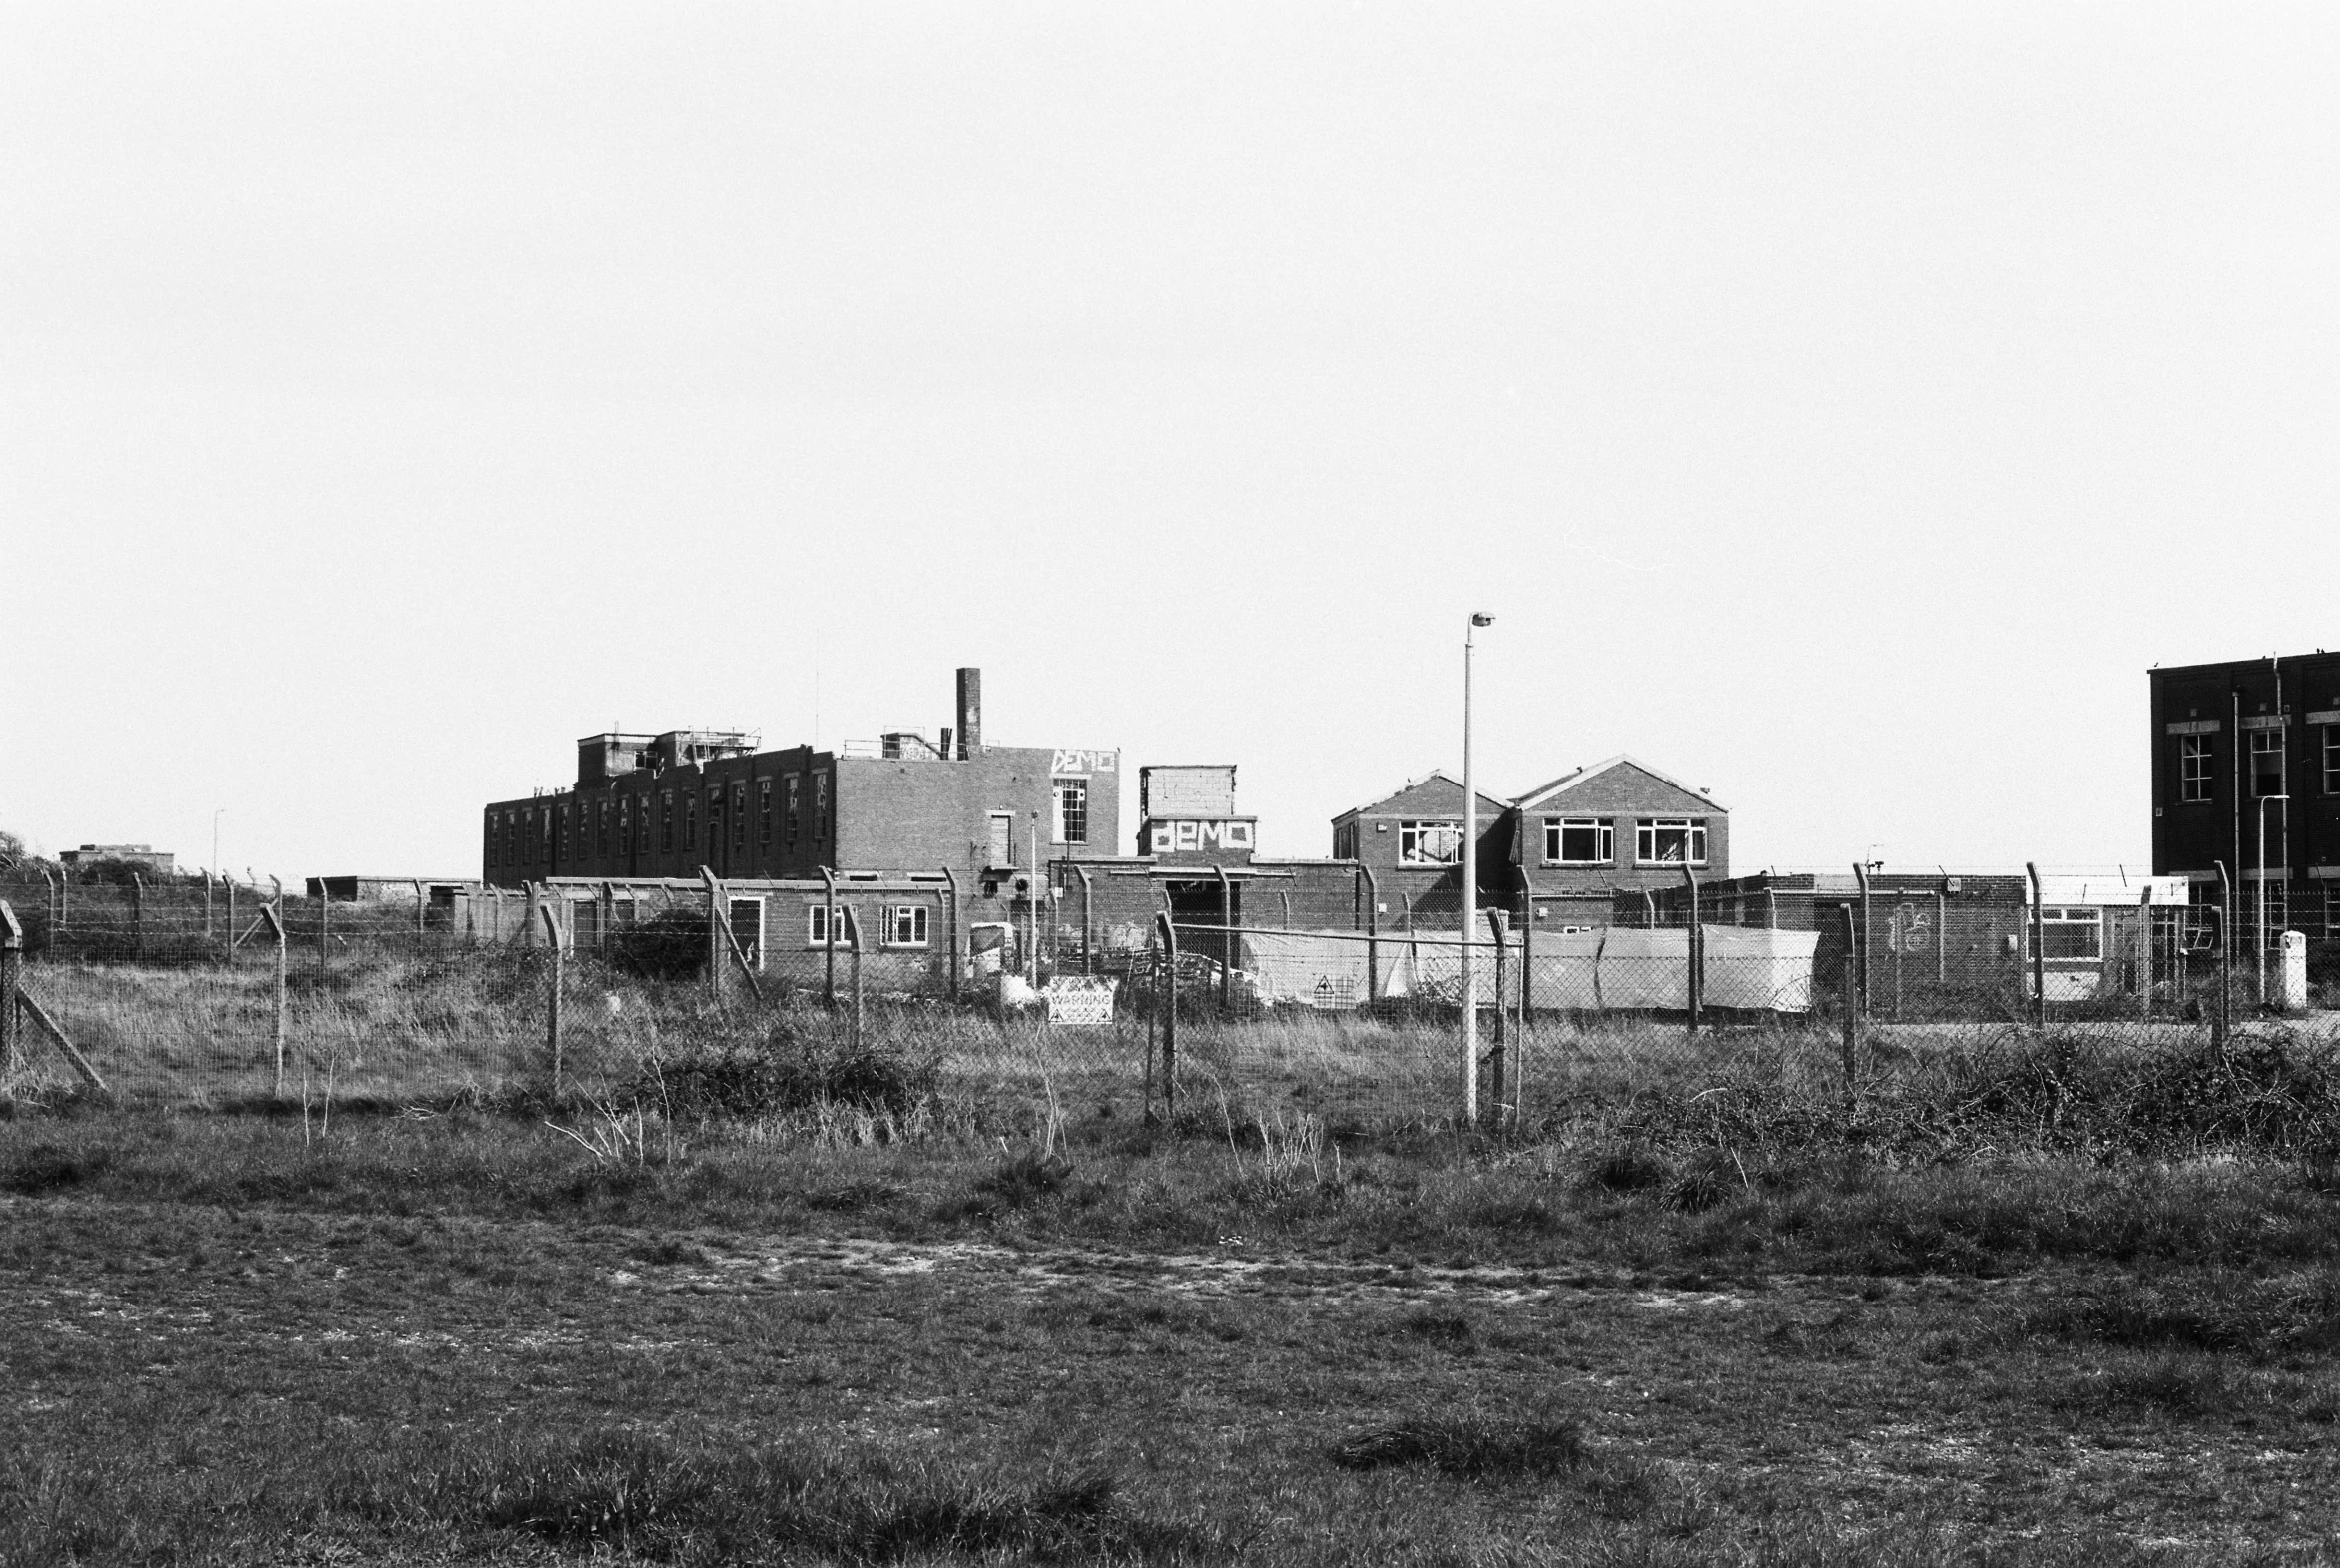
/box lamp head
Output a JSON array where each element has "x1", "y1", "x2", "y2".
[{"x1": 1469, "y1": 612, "x2": 1494, "y2": 627}]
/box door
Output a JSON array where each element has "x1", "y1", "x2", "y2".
[{"x1": 988, "y1": 812, "x2": 1013, "y2": 868}]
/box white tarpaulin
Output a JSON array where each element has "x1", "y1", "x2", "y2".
[{"x1": 1235, "y1": 925, "x2": 1820, "y2": 1013}]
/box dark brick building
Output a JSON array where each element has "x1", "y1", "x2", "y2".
[
  {"x1": 2149, "y1": 651, "x2": 2340, "y2": 941},
  {"x1": 480, "y1": 668, "x2": 1122, "y2": 897}
]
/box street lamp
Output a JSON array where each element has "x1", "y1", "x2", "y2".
[
  {"x1": 2257, "y1": 792, "x2": 2289, "y2": 1003},
  {"x1": 1462, "y1": 612, "x2": 1493, "y2": 1127}
]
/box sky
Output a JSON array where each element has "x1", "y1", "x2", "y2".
[{"x1": 4, "y1": 2, "x2": 2338, "y2": 882}]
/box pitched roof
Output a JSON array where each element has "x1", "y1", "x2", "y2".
[
  {"x1": 1510, "y1": 754, "x2": 1728, "y2": 814},
  {"x1": 1333, "y1": 769, "x2": 1508, "y2": 822}
]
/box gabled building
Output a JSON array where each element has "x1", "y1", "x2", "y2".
[
  {"x1": 1510, "y1": 755, "x2": 1730, "y2": 927},
  {"x1": 1329, "y1": 770, "x2": 1512, "y2": 925}
]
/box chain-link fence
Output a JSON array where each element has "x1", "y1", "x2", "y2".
[{"x1": 3, "y1": 876, "x2": 2335, "y2": 1131}]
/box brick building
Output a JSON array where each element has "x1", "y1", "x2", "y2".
[
  {"x1": 1328, "y1": 755, "x2": 1730, "y2": 930},
  {"x1": 59, "y1": 843, "x2": 176, "y2": 877},
  {"x1": 2149, "y1": 651, "x2": 2340, "y2": 942},
  {"x1": 480, "y1": 667, "x2": 1121, "y2": 899}
]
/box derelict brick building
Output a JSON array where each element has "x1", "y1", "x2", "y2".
[
  {"x1": 2149, "y1": 651, "x2": 2340, "y2": 941},
  {"x1": 480, "y1": 668, "x2": 1121, "y2": 893}
]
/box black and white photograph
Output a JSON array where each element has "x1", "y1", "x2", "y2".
[{"x1": 4, "y1": 3, "x2": 2339, "y2": 1561}]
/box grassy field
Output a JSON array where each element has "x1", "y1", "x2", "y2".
[
  {"x1": 9, "y1": 1074, "x2": 2340, "y2": 1564},
  {"x1": 12, "y1": 958, "x2": 2340, "y2": 1561}
]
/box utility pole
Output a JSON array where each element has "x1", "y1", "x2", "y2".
[{"x1": 1461, "y1": 611, "x2": 1493, "y2": 1128}]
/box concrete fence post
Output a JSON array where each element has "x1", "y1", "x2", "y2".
[
  {"x1": 1852, "y1": 862, "x2": 1873, "y2": 1017},
  {"x1": 1837, "y1": 901, "x2": 1859, "y2": 1093},
  {"x1": 1486, "y1": 908, "x2": 1508, "y2": 1127},
  {"x1": 317, "y1": 881, "x2": 330, "y2": 973},
  {"x1": 1, "y1": 901, "x2": 23, "y2": 1076},
  {"x1": 702, "y1": 868, "x2": 726, "y2": 1001},
  {"x1": 204, "y1": 871, "x2": 216, "y2": 942},
  {"x1": 1359, "y1": 864, "x2": 1380, "y2": 1002},
  {"x1": 2214, "y1": 859, "x2": 2233, "y2": 1053},
  {"x1": 132, "y1": 872, "x2": 145, "y2": 962},
  {"x1": 267, "y1": 879, "x2": 288, "y2": 1097},
  {"x1": 2025, "y1": 861, "x2": 2047, "y2": 1031},
  {"x1": 1154, "y1": 910, "x2": 1178, "y2": 1120},
  {"x1": 224, "y1": 875, "x2": 237, "y2": 967},
  {"x1": 1683, "y1": 866, "x2": 1702, "y2": 1033},
  {"x1": 940, "y1": 866, "x2": 961, "y2": 1003},
  {"x1": 413, "y1": 879, "x2": 427, "y2": 951},
  {"x1": 819, "y1": 866, "x2": 839, "y2": 1008},
  {"x1": 1214, "y1": 864, "x2": 1235, "y2": 1012},
  {"x1": 540, "y1": 902, "x2": 564, "y2": 1100},
  {"x1": 1514, "y1": 865, "x2": 1535, "y2": 1023}
]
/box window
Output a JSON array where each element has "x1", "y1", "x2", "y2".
[
  {"x1": 618, "y1": 797, "x2": 633, "y2": 857},
  {"x1": 785, "y1": 776, "x2": 802, "y2": 846},
  {"x1": 1054, "y1": 778, "x2": 1089, "y2": 845},
  {"x1": 2251, "y1": 728, "x2": 2285, "y2": 798},
  {"x1": 2325, "y1": 726, "x2": 2340, "y2": 796},
  {"x1": 503, "y1": 814, "x2": 515, "y2": 867},
  {"x1": 541, "y1": 809, "x2": 553, "y2": 863},
  {"x1": 732, "y1": 784, "x2": 747, "y2": 853},
  {"x1": 684, "y1": 791, "x2": 699, "y2": 857},
  {"x1": 1399, "y1": 820, "x2": 1463, "y2": 865},
  {"x1": 2180, "y1": 735, "x2": 2213, "y2": 804},
  {"x1": 886, "y1": 904, "x2": 930, "y2": 947},
  {"x1": 558, "y1": 806, "x2": 571, "y2": 861},
  {"x1": 1635, "y1": 818, "x2": 1708, "y2": 866},
  {"x1": 596, "y1": 800, "x2": 611, "y2": 858},
  {"x1": 758, "y1": 781, "x2": 773, "y2": 848},
  {"x1": 816, "y1": 773, "x2": 832, "y2": 840},
  {"x1": 485, "y1": 817, "x2": 499, "y2": 868},
  {"x1": 660, "y1": 791, "x2": 675, "y2": 853},
  {"x1": 807, "y1": 903, "x2": 837, "y2": 946},
  {"x1": 1544, "y1": 817, "x2": 1613, "y2": 866},
  {"x1": 2028, "y1": 906, "x2": 2102, "y2": 961}
]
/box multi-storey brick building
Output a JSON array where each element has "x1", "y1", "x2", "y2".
[
  {"x1": 480, "y1": 668, "x2": 1121, "y2": 897},
  {"x1": 2149, "y1": 651, "x2": 2340, "y2": 942}
]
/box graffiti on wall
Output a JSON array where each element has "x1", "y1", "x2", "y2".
[
  {"x1": 1150, "y1": 819, "x2": 1254, "y2": 855},
  {"x1": 1052, "y1": 749, "x2": 1119, "y2": 775}
]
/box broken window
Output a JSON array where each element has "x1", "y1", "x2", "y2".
[
  {"x1": 2251, "y1": 728, "x2": 2285, "y2": 798},
  {"x1": 2028, "y1": 906, "x2": 2102, "y2": 961},
  {"x1": 727, "y1": 897, "x2": 764, "y2": 967},
  {"x1": 816, "y1": 773, "x2": 832, "y2": 840},
  {"x1": 2180, "y1": 735, "x2": 2213, "y2": 804},
  {"x1": 484, "y1": 816, "x2": 498, "y2": 869},
  {"x1": 660, "y1": 791, "x2": 675, "y2": 854},
  {"x1": 1400, "y1": 820, "x2": 1463, "y2": 865},
  {"x1": 886, "y1": 904, "x2": 930, "y2": 947},
  {"x1": 684, "y1": 792, "x2": 700, "y2": 857},
  {"x1": 1054, "y1": 778, "x2": 1088, "y2": 846},
  {"x1": 786, "y1": 775, "x2": 802, "y2": 846},
  {"x1": 1544, "y1": 818, "x2": 1613, "y2": 865},
  {"x1": 758, "y1": 781, "x2": 773, "y2": 848},
  {"x1": 557, "y1": 805, "x2": 571, "y2": 861},
  {"x1": 1635, "y1": 818, "x2": 1708, "y2": 866},
  {"x1": 617, "y1": 797, "x2": 633, "y2": 857}
]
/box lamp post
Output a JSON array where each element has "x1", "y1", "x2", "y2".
[
  {"x1": 1462, "y1": 611, "x2": 1494, "y2": 1128},
  {"x1": 2257, "y1": 792, "x2": 2289, "y2": 1003}
]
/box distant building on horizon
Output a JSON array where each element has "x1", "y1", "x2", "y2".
[
  {"x1": 2148, "y1": 651, "x2": 2340, "y2": 941},
  {"x1": 58, "y1": 843, "x2": 176, "y2": 877}
]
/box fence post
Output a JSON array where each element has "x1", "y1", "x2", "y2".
[
  {"x1": 1683, "y1": 866, "x2": 1702, "y2": 1033},
  {"x1": 1226, "y1": 865, "x2": 1245, "y2": 1015},
  {"x1": 59, "y1": 867, "x2": 68, "y2": 932},
  {"x1": 844, "y1": 905, "x2": 866, "y2": 1050},
  {"x1": 940, "y1": 866, "x2": 961, "y2": 1002},
  {"x1": 1359, "y1": 864, "x2": 1380, "y2": 1002},
  {"x1": 1852, "y1": 862, "x2": 1872, "y2": 1016},
  {"x1": 1514, "y1": 865, "x2": 1535, "y2": 1023},
  {"x1": 1, "y1": 901, "x2": 22, "y2": 1076},
  {"x1": 2137, "y1": 884, "x2": 2155, "y2": 1016},
  {"x1": 1935, "y1": 879, "x2": 1948, "y2": 986},
  {"x1": 318, "y1": 881, "x2": 330, "y2": 972},
  {"x1": 1144, "y1": 928, "x2": 1158, "y2": 1119},
  {"x1": 702, "y1": 868, "x2": 727, "y2": 1001},
  {"x1": 2214, "y1": 859, "x2": 2233, "y2": 1053},
  {"x1": 131, "y1": 872, "x2": 144, "y2": 962},
  {"x1": 2025, "y1": 861, "x2": 2047, "y2": 1031},
  {"x1": 819, "y1": 866, "x2": 839, "y2": 1008},
  {"x1": 1838, "y1": 901, "x2": 1860, "y2": 1092},
  {"x1": 413, "y1": 879, "x2": 427, "y2": 952},
  {"x1": 1486, "y1": 908, "x2": 1508, "y2": 1127},
  {"x1": 1154, "y1": 910, "x2": 1178, "y2": 1120},
  {"x1": 1076, "y1": 863, "x2": 1096, "y2": 976},
  {"x1": 540, "y1": 902, "x2": 564, "y2": 1099},
  {"x1": 223, "y1": 874, "x2": 237, "y2": 967},
  {"x1": 204, "y1": 871, "x2": 215, "y2": 943},
  {"x1": 268, "y1": 879, "x2": 288, "y2": 1097}
]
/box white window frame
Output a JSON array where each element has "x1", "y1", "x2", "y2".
[
  {"x1": 1399, "y1": 819, "x2": 1463, "y2": 865},
  {"x1": 885, "y1": 903, "x2": 930, "y2": 948},
  {"x1": 2180, "y1": 734, "x2": 2213, "y2": 804},
  {"x1": 1634, "y1": 817, "x2": 1708, "y2": 867},
  {"x1": 2324, "y1": 726, "x2": 2340, "y2": 797},
  {"x1": 807, "y1": 903, "x2": 839, "y2": 947},
  {"x1": 2251, "y1": 728, "x2": 2285, "y2": 798},
  {"x1": 1053, "y1": 777, "x2": 1089, "y2": 846},
  {"x1": 2027, "y1": 906, "x2": 2103, "y2": 961},
  {"x1": 1543, "y1": 817, "x2": 1614, "y2": 866}
]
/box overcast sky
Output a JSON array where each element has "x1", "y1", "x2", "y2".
[{"x1": 5, "y1": 3, "x2": 2336, "y2": 881}]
